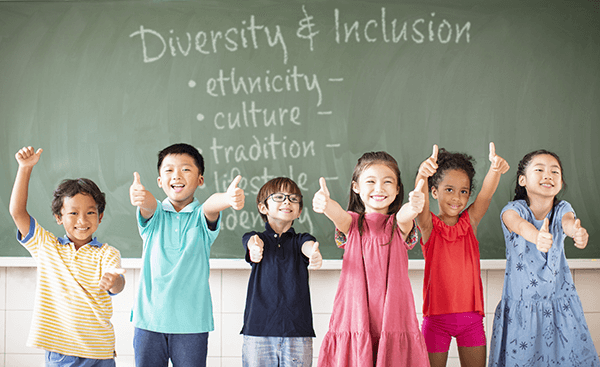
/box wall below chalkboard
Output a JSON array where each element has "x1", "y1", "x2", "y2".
[{"x1": 1, "y1": 0, "x2": 599, "y2": 259}]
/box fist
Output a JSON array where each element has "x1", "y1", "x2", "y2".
[
  {"x1": 227, "y1": 175, "x2": 245, "y2": 210},
  {"x1": 489, "y1": 142, "x2": 510, "y2": 174},
  {"x1": 129, "y1": 172, "x2": 148, "y2": 207},
  {"x1": 536, "y1": 218, "x2": 553, "y2": 253},
  {"x1": 572, "y1": 219, "x2": 588, "y2": 249},
  {"x1": 15, "y1": 146, "x2": 43, "y2": 168},
  {"x1": 308, "y1": 242, "x2": 322, "y2": 270},
  {"x1": 418, "y1": 145, "x2": 438, "y2": 178},
  {"x1": 248, "y1": 235, "x2": 264, "y2": 263},
  {"x1": 407, "y1": 179, "x2": 426, "y2": 215},
  {"x1": 313, "y1": 177, "x2": 330, "y2": 214},
  {"x1": 99, "y1": 268, "x2": 126, "y2": 291}
]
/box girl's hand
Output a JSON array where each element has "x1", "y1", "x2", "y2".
[
  {"x1": 572, "y1": 219, "x2": 589, "y2": 249},
  {"x1": 308, "y1": 242, "x2": 322, "y2": 270},
  {"x1": 418, "y1": 145, "x2": 438, "y2": 178},
  {"x1": 313, "y1": 177, "x2": 330, "y2": 214},
  {"x1": 227, "y1": 175, "x2": 245, "y2": 210},
  {"x1": 489, "y1": 142, "x2": 510, "y2": 174},
  {"x1": 15, "y1": 146, "x2": 42, "y2": 168},
  {"x1": 406, "y1": 179, "x2": 426, "y2": 217},
  {"x1": 248, "y1": 235, "x2": 264, "y2": 263},
  {"x1": 536, "y1": 218, "x2": 553, "y2": 252}
]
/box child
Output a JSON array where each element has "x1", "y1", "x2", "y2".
[
  {"x1": 241, "y1": 177, "x2": 323, "y2": 366},
  {"x1": 488, "y1": 150, "x2": 600, "y2": 367},
  {"x1": 312, "y1": 151, "x2": 429, "y2": 367},
  {"x1": 415, "y1": 143, "x2": 509, "y2": 367},
  {"x1": 9, "y1": 146, "x2": 125, "y2": 366},
  {"x1": 129, "y1": 143, "x2": 245, "y2": 367}
]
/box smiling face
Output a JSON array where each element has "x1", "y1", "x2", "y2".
[
  {"x1": 55, "y1": 193, "x2": 103, "y2": 249},
  {"x1": 519, "y1": 154, "x2": 563, "y2": 199},
  {"x1": 431, "y1": 169, "x2": 471, "y2": 219},
  {"x1": 352, "y1": 163, "x2": 400, "y2": 214},
  {"x1": 259, "y1": 191, "x2": 302, "y2": 228},
  {"x1": 157, "y1": 153, "x2": 204, "y2": 212}
]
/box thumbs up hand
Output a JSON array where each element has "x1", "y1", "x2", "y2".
[
  {"x1": 130, "y1": 172, "x2": 148, "y2": 207},
  {"x1": 227, "y1": 175, "x2": 245, "y2": 210},
  {"x1": 308, "y1": 242, "x2": 322, "y2": 270},
  {"x1": 406, "y1": 179, "x2": 426, "y2": 217},
  {"x1": 15, "y1": 146, "x2": 43, "y2": 168},
  {"x1": 313, "y1": 177, "x2": 331, "y2": 214},
  {"x1": 489, "y1": 142, "x2": 510, "y2": 174},
  {"x1": 418, "y1": 145, "x2": 439, "y2": 178},
  {"x1": 572, "y1": 219, "x2": 589, "y2": 249},
  {"x1": 536, "y1": 218, "x2": 553, "y2": 253},
  {"x1": 99, "y1": 268, "x2": 126, "y2": 292},
  {"x1": 248, "y1": 235, "x2": 264, "y2": 263}
]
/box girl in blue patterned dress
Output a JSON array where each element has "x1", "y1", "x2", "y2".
[{"x1": 488, "y1": 149, "x2": 599, "y2": 367}]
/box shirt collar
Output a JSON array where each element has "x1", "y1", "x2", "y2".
[
  {"x1": 264, "y1": 221, "x2": 296, "y2": 237},
  {"x1": 161, "y1": 197, "x2": 199, "y2": 213},
  {"x1": 57, "y1": 236, "x2": 103, "y2": 247}
]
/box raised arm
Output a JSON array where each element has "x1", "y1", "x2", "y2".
[
  {"x1": 467, "y1": 142, "x2": 510, "y2": 231},
  {"x1": 204, "y1": 175, "x2": 245, "y2": 222},
  {"x1": 415, "y1": 145, "x2": 438, "y2": 243},
  {"x1": 396, "y1": 179, "x2": 425, "y2": 240},
  {"x1": 9, "y1": 147, "x2": 43, "y2": 236},
  {"x1": 130, "y1": 172, "x2": 157, "y2": 219},
  {"x1": 312, "y1": 177, "x2": 352, "y2": 234},
  {"x1": 502, "y1": 210, "x2": 553, "y2": 253},
  {"x1": 562, "y1": 212, "x2": 589, "y2": 249}
]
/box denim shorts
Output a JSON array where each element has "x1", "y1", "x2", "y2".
[
  {"x1": 242, "y1": 335, "x2": 313, "y2": 367},
  {"x1": 44, "y1": 351, "x2": 115, "y2": 367},
  {"x1": 133, "y1": 327, "x2": 208, "y2": 367}
]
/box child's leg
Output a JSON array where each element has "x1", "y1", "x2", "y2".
[
  {"x1": 133, "y1": 328, "x2": 169, "y2": 367},
  {"x1": 242, "y1": 335, "x2": 279, "y2": 367},
  {"x1": 457, "y1": 346, "x2": 486, "y2": 367},
  {"x1": 281, "y1": 337, "x2": 313, "y2": 366},
  {"x1": 455, "y1": 312, "x2": 486, "y2": 367},
  {"x1": 169, "y1": 332, "x2": 209, "y2": 367}
]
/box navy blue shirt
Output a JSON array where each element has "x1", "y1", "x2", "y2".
[{"x1": 241, "y1": 223, "x2": 316, "y2": 337}]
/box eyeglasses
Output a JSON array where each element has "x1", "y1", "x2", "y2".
[{"x1": 265, "y1": 193, "x2": 302, "y2": 203}]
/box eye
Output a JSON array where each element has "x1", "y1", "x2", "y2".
[
  {"x1": 446, "y1": 188, "x2": 453, "y2": 193},
  {"x1": 365, "y1": 180, "x2": 375, "y2": 184},
  {"x1": 461, "y1": 190, "x2": 469, "y2": 195},
  {"x1": 87, "y1": 211, "x2": 96, "y2": 215}
]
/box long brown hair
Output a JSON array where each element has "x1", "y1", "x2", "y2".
[{"x1": 348, "y1": 151, "x2": 404, "y2": 245}]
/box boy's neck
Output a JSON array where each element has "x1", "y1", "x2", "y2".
[{"x1": 268, "y1": 219, "x2": 293, "y2": 236}]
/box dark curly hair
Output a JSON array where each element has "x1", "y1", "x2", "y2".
[
  {"x1": 52, "y1": 178, "x2": 106, "y2": 217},
  {"x1": 428, "y1": 148, "x2": 476, "y2": 195}
]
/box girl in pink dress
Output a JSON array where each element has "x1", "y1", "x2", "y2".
[{"x1": 312, "y1": 151, "x2": 430, "y2": 367}]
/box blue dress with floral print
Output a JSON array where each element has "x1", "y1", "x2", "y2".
[{"x1": 489, "y1": 200, "x2": 599, "y2": 367}]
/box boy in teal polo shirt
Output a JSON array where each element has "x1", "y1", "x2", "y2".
[{"x1": 129, "y1": 143, "x2": 245, "y2": 367}]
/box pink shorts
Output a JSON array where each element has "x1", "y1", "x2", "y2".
[{"x1": 422, "y1": 312, "x2": 486, "y2": 353}]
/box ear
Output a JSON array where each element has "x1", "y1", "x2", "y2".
[
  {"x1": 258, "y1": 202, "x2": 269, "y2": 216},
  {"x1": 197, "y1": 175, "x2": 204, "y2": 187},
  {"x1": 352, "y1": 181, "x2": 359, "y2": 194},
  {"x1": 98, "y1": 212, "x2": 104, "y2": 224},
  {"x1": 157, "y1": 176, "x2": 163, "y2": 188},
  {"x1": 55, "y1": 214, "x2": 63, "y2": 225},
  {"x1": 518, "y1": 175, "x2": 526, "y2": 187},
  {"x1": 431, "y1": 186, "x2": 439, "y2": 199}
]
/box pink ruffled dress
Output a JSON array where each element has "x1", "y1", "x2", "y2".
[{"x1": 318, "y1": 212, "x2": 430, "y2": 367}]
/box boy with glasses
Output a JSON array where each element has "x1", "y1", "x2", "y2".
[{"x1": 241, "y1": 177, "x2": 322, "y2": 366}]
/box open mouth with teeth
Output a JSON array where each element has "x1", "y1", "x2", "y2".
[{"x1": 171, "y1": 184, "x2": 185, "y2": 192}]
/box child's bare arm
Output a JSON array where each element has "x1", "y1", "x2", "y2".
[
  {"x1": 312, "y1": 177, "x2": 352, "y2": 234},
  {"x1": 129, "y1": 172, "x2": 157, "y2": 219},
  {"x1": 468, "y1": 143, "x2": 510, "y2": 230},
  {"x1": 562, "y1": 212, "x2": 588, "y2": 249},
  {"x1": 415, "y1": 145, "x2": 438, "y2": 243},
  {"x1": 301, "y1": 240, "x2": 322, "y2": 269},
  {"x1": 204, "y1": 175, "x2": 245, "y2": 222},
  {"x1": 502, "y1": 210, "x2": 553, "y2": 252},
  {"x1": 9, "y1": 147, "x2": 43, "y2": 236}
]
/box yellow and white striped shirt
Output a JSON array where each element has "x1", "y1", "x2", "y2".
[{"x1": 18, "y1": 217, "x2": 121, "y2": 359}]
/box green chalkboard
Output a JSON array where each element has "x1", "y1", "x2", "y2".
[{"x1": 1, "y1": 0, "x2": 599, "y2": 260}]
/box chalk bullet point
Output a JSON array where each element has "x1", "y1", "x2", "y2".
[
  {"x1": 189, "y1": 80, "x2": 196, "y2": 88},
  {"x1": 196, "y1": 113, "x2": 205, "y2": 121}
]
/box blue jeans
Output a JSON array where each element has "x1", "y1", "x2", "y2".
[
  {"x1": 133, "y1": 327, "x2": 208, "y2": 367},
  {"x1": 242, "y1": 335, "x2": 313, "y2": 367},
  {"x1": 45, "y1": 351, "x2": 115, "y2": 367}
]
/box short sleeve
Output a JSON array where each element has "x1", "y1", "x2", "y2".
[
  {"x1": 500, "y1": 200, "x2": 530, "y2": 231},
  {"x1": 404, "y1": 220, "x2": 420, "y2": 250}
]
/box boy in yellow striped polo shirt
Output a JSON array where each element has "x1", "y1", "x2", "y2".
[{"x1": 9, "y1": 146, "x2": 125, "y2": 367}]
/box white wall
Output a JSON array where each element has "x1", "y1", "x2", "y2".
[{"x1": 1, "y1": 261, "x2": 599, "y2": 367}]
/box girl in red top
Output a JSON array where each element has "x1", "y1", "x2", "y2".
[{"x1": 415, "y1": 143, "x2": 509, "y2": 367}]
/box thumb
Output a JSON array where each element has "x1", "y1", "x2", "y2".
[
  {"x1": 541, "y1": 218, "x2": 549, "y2": 233},
  {"x1": 133, "y1": 172, "x2": 142, "y2": 185},
  {"x1": 431, "y1": 144, "x2": 439, "y2": 161},
  {"x1": 489, "y1": 142, "x2": 496, "y2": 161},
  {"x1": 319, "y1": 177, "x2": 330, "y2": 196},
  {"x1": 228, "y1": 175, "x2": 242, "y2": 191},
  {"x1": 312, "y1": 241, "x2": 320, "y2": 254},
  {"x1": 574, "y1": 218, "x2": 581, "y2": 230},
  {"x1": 35, "y1": 148, "x2": 43, "y2": 156},
  {"x1": 415, "y1": 179, "x2": 425, "y2": 192}
]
